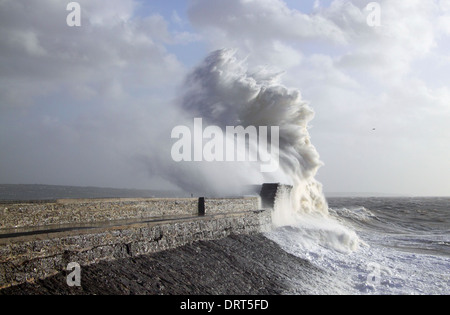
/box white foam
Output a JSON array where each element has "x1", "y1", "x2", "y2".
[
  {"x1": 267, "y1": 207, "x2": 450, "y2": 295},
  {"x1": 177, "y1": 49, "x2": 328, "y2": 214}
]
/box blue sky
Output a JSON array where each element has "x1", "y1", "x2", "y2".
[
  {"x1": 135, "y1": 0, "x2": 206, "y2": 66},
  {"x1": 132, "y1": 0, "x2": 337, "y2": 66}
]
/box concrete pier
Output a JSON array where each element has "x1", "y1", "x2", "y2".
[{"x1": 0, "y1": 184, "x2": 290, "y2": 289}]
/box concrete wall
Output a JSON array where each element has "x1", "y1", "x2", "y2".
[
  {"x1": 0, "y1": 197, "x2": 261, "y2": 230},
  {"x1": 0, "y1": 184, "x2": 297, "y2": 289},
  {"x1": 204, "y1": 197, "x2": 261, "y2": 215},
  {"x1": 0, "y1": 196, "x2": 272, "y2": 289},
  {"x1": 0, "y1": 199, "x2": 197, "y2": 230},
  {"x1": 260, "y1": 184, "x2": 293, "y2": 209},
  {"x1": 0, "y1": 210, "x2": 271, "y2": 288}
]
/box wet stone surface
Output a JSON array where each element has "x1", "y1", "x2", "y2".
[{"x1": 0, "y1": 234, "x2": 321, "y2": 295}]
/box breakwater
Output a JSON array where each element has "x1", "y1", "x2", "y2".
[{"x1": 0, "y1": 184, "x2": 291, "y2": 290}]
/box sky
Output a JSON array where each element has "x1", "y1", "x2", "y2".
[{"x1": 0, "y1": 0, "x2": 449, "y2": 197}]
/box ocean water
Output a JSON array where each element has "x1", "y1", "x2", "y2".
[{"x1": 266, "y1": 197, "x2": 450, "y2": 295}]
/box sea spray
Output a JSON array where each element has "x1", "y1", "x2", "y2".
[
  {"x1": 272, "y1": 183, "x2": 360, "y2": 253},
  {"x1": 181, "y1": 49, "x2": 327, "y2": 208},
  {"x1": 175, "y1": 49, "x2": 361, "y2": 252}
]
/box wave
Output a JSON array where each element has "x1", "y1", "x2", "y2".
[
  {"x1": 181, "y1": 49, "x2": 364, "y2": 252},
  {"x1": 179, "y1": 49, "x2": 328, "y2": 214},
  {"x1": 268, "y1": 198, "x2": 450, "y2": 295}
]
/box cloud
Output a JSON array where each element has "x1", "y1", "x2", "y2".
[
  {"x1": 0, "y1": 0, "x2": 184, "y2": 109},
  {"x1": 187, "y1": 0, "x2": 450, "y2": 195},
  {"x1": 1, "y1": 0, "x2": 448, "y2": 196},
  {"x1": 188, "y1": 0, "x2": 347, "y2": 68},
  {"x1": 0, "y1": 0, "x2": 188, "y2": 189}
]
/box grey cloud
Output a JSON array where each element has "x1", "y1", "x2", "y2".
[
  {"x1": 0, "y1": 0, "x2": 187, "y2": 189},
  {"x1": 185, "y1": 0, "x2": 450, "y2": 196},
  {"x1": 0, "y1": 0, "x2": 184, "y2": 109}
]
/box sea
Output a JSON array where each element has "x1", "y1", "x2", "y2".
[
  {"x1": 266, "y1": 196, "x2": 450, "y2": 295},
  {"x1": 0, "y1": 185, "x2": 448, "y2": 295}
]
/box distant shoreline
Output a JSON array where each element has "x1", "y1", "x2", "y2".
[
  {"x1": 0, "y1": 184, "x2": 190, "y2": 201},
  {"x1": 0, "y1": 184, "x2": 447, "y2": 201}
]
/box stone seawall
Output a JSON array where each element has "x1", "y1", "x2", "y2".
[
  {"x1": 1, "y1": 234, "x2": 326, "y2": 296},
  {"x1": 0, "y1": 196, "x2": 270, "y2": 289},
  {"x1": 0, "y1": 197, "x2": 259, "y2": 231},
  {"x1": 0, "y1": 199, "x2": 198, "y2": 230}
]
